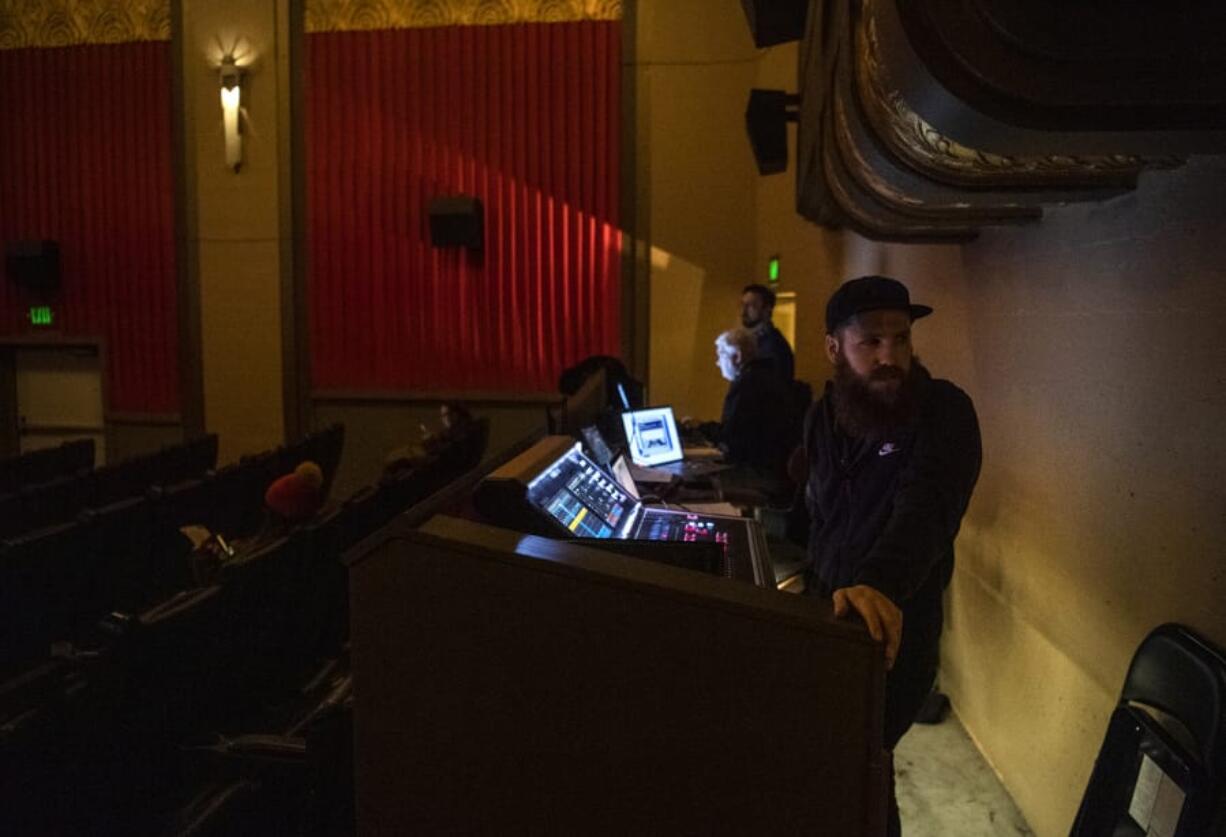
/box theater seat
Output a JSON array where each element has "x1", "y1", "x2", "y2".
[
  {"x1": 340, "y1": 484, "x2": 390, "y2": 552},
  {"x1": 85, "y1": 496, "x2": 156, "y2": 613},
  {"x1": 0, "y1": 520, "x2": 95, "y2": 673}
]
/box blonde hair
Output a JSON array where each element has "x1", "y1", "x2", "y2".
[{"x1": 715, "y1": 327, "x2": 757, "y2": 362}]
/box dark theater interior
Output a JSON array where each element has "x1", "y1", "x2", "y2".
[{"x1": 1, "y1": 1, "x2": 1225, "y2": 835}]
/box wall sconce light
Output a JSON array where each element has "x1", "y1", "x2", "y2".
[{"x1": 219, "y1": 57, "x2": 244, "y2": 172}]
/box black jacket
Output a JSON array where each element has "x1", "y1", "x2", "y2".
[
  {"x1": 707, "y1": 358, "x2": 797, "y2": 474},
  {"x1": 803, "y1": 365, "x2": 981, "y2": 609},
  {"x1": 754, "y1": 324, "x2": 795, "y2": 381}
]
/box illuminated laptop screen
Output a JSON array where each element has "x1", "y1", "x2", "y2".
[{"x1": 621, "y1": 407, "x2": 683, "y2": 467}]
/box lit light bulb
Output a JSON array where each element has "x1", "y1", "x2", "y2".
[{"x1": 219, "y1": 59, "x2": 243, "y2": 171}]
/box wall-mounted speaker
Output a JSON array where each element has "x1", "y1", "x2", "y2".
[
  {"x1": 746, "y1": 89, "x2": 800, "y2": 175},
  {"x1": 740, "y1": 0, "x2": 808, "y2": 48},
  {"x1": 428, "y1": 196, "x2": 484, "y2": 249},
  {"x1": 5, "y1": 240, "x2": 60, "y2": 295}
]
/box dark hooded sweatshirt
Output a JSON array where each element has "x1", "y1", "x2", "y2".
[{"x1": 803, "y1": 364, "x2": 982, "y2": 615}]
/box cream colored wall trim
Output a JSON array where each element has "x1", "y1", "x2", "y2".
[
  {"x1": 305, "y1": 0, "x2": 621, "y2": 33},
  {"x1": 0, "y1": 0, "x2": 169, "y2": 48}
]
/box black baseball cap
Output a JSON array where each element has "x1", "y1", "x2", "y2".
[{"x1": 825, "y1": 275, "x2": 933, "y2": 333}]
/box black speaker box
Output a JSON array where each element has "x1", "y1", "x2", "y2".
[
  {"x1": 740, "y1": 0, "x2": 808, "y2": 48},
  {"x1": 746, "y1": 90, "x2": 791, "y2": 175},
  {"x1": 428, "y1": 196, "x2": 484, "y2": 249},
  {"x1": 5, "y1": 240, "x2": 60, "y2": 294}
]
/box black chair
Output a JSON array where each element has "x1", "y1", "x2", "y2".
[
  {"x1": 218, "y1": 536, "x2": 301, "y2": 702},
  {"x1": 180, "y1": 433, "x2": 220, "y2": 482},
  {"x1": 293, "y1": 507, "x2": 348, "y2": 662},
  {"x1": 339, "y1": 484, "x2": 390, "y2": 552},
  {"x1": 143, "y1": 478, "x2": 219, "y2": 602},
  {"x1": 443, "y1": 417, "x2": 489, "y2": 474},
  {"x1": 252, "y1": 530, "x2": 316, "y2": 688},
  {"x1": 89, "y1": 462, "x2": 127, "y2": 507},
  {"x1": 153, "y1": 478, "x2": 216, "y2": 532},
  {"x1": 13, "y1": 446, "x2": 60, "y2": 488},
  {"x1": 61, "y1": 438, "x2": 95, "y2": 475},
  {"x1": 211, "y1": 460, "x2": 271, "y2": 539},
  {"x1": 301, "y1": 424, "x2": 345, "y2": 501},
  {"x1": 380, "y1": 467, "x2": 434, "y2": 521},
  {"x1": 143, "y1": 515, "x2": 196, "y2": 607},
  {"x1": 18, "y1": 470, "x2": 89, "y2": 533},
  {"x1": 109, "y1": 585, "x2": 229, "y2": 736},
  {"x1": 171, "y1": 672, "x2": 354, "y2": 837},
  {"x1": 0, "y1": 492, "x2": 23, "y2": 540},
  {"x1": 207, "y1": 463, "x2": 249, "y2": 538},
  {"x1": 0, "y1": 521, "x2": 92, "y2": 675},
  {"x1": 86, "y1": 496, "x2": 156, "y2": 613},
  {"x1": 0, "y1": 457, "x2": 16, "y2": 495},
  {"x1": 1072, "y1": 623, "x2": 1226, "y2": 836}
]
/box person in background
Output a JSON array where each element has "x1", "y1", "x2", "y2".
[
  {"x1": 384, "y1": 402, "x2": 477, "y2": 477},
  {"x1": 741, "y1": 283, "x2": 795, "y2": 381},
  {"x1": 693, "y1": 327, "x2": 796, "y2": 475},
  {"x1": 802, "y1": 275, "x2": 982, "y2": 837},
  {"x1": 265, "y1": 461, "x2": 325, "y2": 523}
]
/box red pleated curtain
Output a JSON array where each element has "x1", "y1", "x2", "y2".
[
  {"x1": 306, "y1": 21, "x2": 622, "y2": 393},
  {"x1": 0, "y1": 41, "x2": 178, "y2": 414}
]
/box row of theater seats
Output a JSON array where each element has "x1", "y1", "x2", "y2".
[
  {"x1": 0, "y1": 434, "x2": 219, "y2": 540},
  {"x1": 0, "y1": 417, "x2": 489, "y2": 835},
  {"x1": 0, "y1": 437, "x2": 96, "y2": 495},
  {"x1": 0, "y1": 425, "x2": 345, "y2": 680}
]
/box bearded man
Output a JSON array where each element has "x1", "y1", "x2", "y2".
[
  {"x1": 740, "y1": 283, "x2": 795, "y2": 381},
  {"x1": 802, "y1": 275, "x2": 982, "y2": 837}
]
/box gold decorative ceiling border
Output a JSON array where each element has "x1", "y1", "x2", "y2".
[
  {"x1": 306, "y1": 0, "x2": 622, "y2": 33},
  {"x1": 0, "y1": 0, "x2": 169, "y2": 50},
  {"x1": 820, "y1": 111, "x2": 976, "y2": 241},
  {"x1": 853, "y1": 0, "x2": 1179, "y2": 187}
]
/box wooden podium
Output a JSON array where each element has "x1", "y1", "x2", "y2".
[{"x1": 349, "y1": 514, "x2": 886, "y2": 835}]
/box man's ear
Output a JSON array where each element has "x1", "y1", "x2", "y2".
[{"x1": 825, "y1": 333, "x2": 839, "y2": 364}]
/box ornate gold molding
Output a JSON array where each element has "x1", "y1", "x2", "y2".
[
  {"x1": 821, "y1": 112, "x2": 977, "y2": 241},
  {"x1": 0, "y1": 0, "x2": 169, "y2": 49},
  {"x1": 306, "y1": 0, "x2": 622, "y2": 33},
  {"x1": 854, "y1": 0, "x2": 1179, "y2": 187},
  {"x1": 833, "y1": 91, "x2": 927, "y2": 209},
  {"x1": 833, "y1": 81, "x2": 1043, "y2": 225}
]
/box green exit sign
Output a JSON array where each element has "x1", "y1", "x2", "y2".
[
  {"x1": 768, "y1": 255, "x2": 781, "y2": 283},
  {"x1": 29, "y1": 306, "x2": 53, "y2": 326}
]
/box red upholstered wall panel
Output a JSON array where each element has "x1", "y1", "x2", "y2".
[
  {"x1": 0, "y1": 41, "x2": 178, "y2": 414},
  {"x1": 306, "y1": 22, "x2": 621, "y2": 393}
]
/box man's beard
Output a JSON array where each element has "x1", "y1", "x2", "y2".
[
  {"x1": 832, "y1": 354, "x2": 924, "y2": 439},
  {"x1": 741, "y1": 313, "x2": 762, "y2": 329}
]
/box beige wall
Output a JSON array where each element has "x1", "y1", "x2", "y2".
[
  {"x1": 635, "y1": 0, "x2": 760, "y2": 420},
  {"x1": 637, "y1": 24, "x2": 852, "y2": 416},
  {"x1": 839, "y1": 158, "x2": 1226, "y2": 836},
  {"x1": 180, "y1": 0, "x2": 289, "y2": 464},
  {"x1": 941, "y1": 157, "x2": 1226, "y2": 836},
  {"x1": 751, "y1": 42, "x2": 849, "y2": 387}
]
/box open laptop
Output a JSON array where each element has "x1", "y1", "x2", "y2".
[{"x1": 620, "y1": 406, "x2": 730, "y2": 480}]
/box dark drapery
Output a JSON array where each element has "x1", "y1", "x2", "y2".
[
  {"x1": 0, "y1": 41, "x2": 178, "y2": 414},
  {"x1": 306, "y1": 21, "x2": 622, "y2": 393}
]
